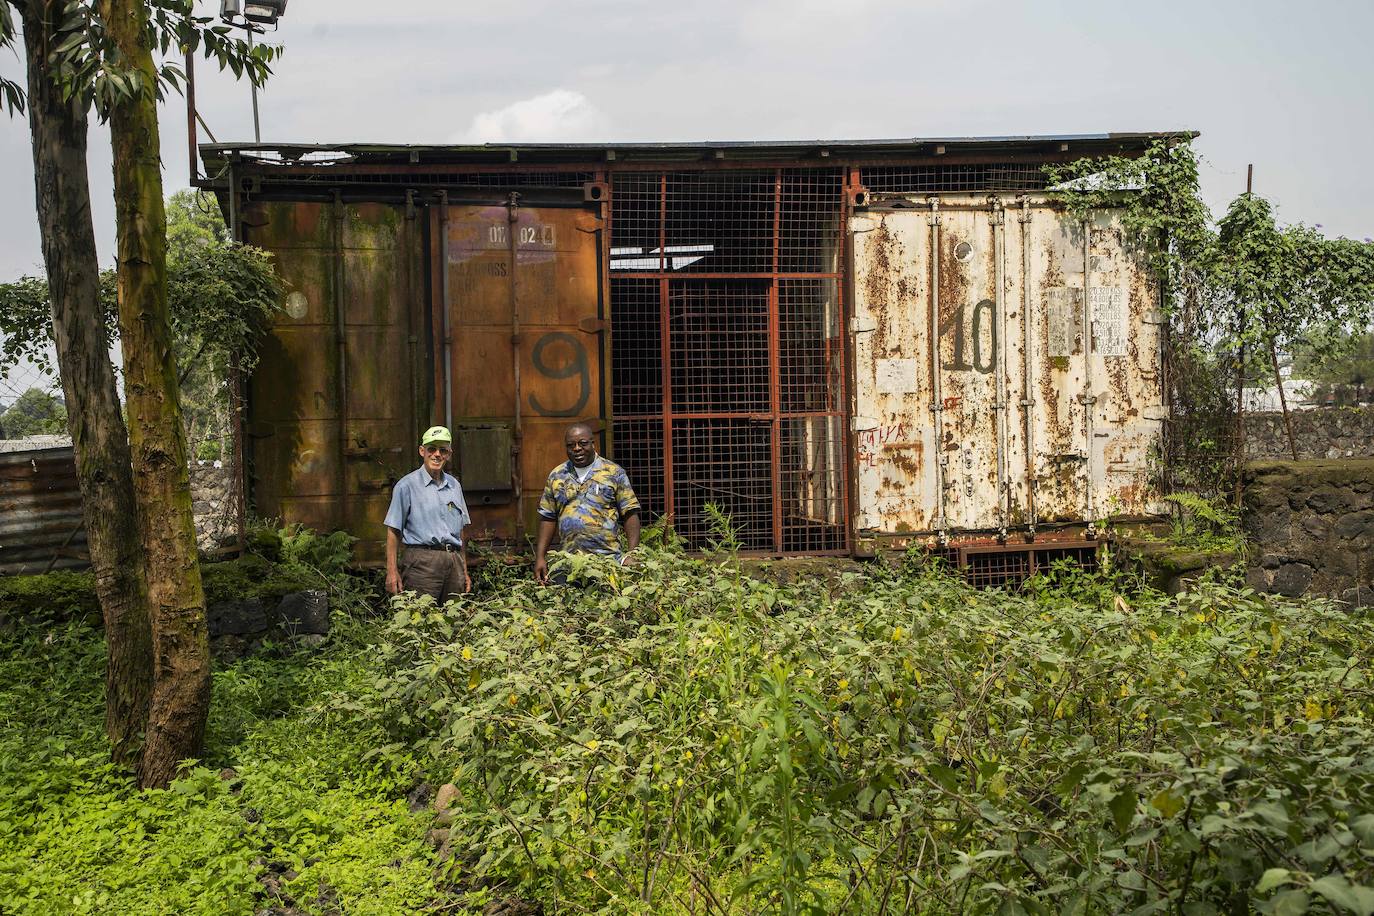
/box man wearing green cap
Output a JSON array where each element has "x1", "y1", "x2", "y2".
[{"x1": 384, "y1": 425, "x2": 471, "y2": 602}]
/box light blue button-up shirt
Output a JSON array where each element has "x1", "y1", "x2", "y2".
[{"x1": 384, "y1": 467, "x2": 470, "y2": 547}]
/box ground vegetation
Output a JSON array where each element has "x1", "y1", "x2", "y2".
[{"x1": 2, "y1": 527, "x2": 1370, "y2": 915}]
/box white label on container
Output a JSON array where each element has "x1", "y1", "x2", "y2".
[
  {"x1": 1090, "y1": 286, "x2": 1127, "y2": 357},
  {"x1": 875, "y1": 358, "x2": 918, "y2": 394},
  {"x1": 1046, "y1": 287, "x2": 1077, "y2": 357}
]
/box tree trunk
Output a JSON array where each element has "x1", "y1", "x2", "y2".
[
  {"x1": 1270, "y1": 337, "x2": 1299, "y2": 461},
  {"x1": 19, "y1": 0, "x2": 152, "y2": 768},
  {"x1": 100, "y1": 0, "x2": 211, "y2": 789}
]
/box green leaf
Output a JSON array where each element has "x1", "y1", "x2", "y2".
[
  {"x1": 1351, "y1": 814, "x2": 1374, "y2": 848},
  {"x1": 1149, "y1": 788, "x2": 1184, "y2": 818},
  {"x1": 1268, "y1": 890, "x2": 1310, "y2": 916},
  {"x1": 1257, "y1": 868, "x2": 1294, "y2": 894},
  {"x1": 1310, "y1": 876, "x2": 1374, "y2": 916},
  {"x1": 1296, "y1": 834, "x2": 1343, "y2": 865},
  {"x1": 1109, "y1": 786, "x2": 1138, "y2": 834}
]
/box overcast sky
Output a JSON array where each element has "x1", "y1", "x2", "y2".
[{"x1": 2, "y1": 0, "x2": 1372, "y2": 282}]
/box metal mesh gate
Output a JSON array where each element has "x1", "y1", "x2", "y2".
[{"x1": 609, "y1": 169, "x2": 850, "y2": 552}]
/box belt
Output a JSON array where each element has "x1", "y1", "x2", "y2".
[{"x1": 404, "y1": 543, "x2": 462, "y2": 552}]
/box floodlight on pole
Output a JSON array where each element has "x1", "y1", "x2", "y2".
[{"x1": 218, "y1": 0, "x2": 287, "y2": 143}]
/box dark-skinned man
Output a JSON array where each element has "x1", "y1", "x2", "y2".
[
  {"x1": 534, "y1": 421, "x2": 642, "y2": 584},
  {"x1": 384, "y1": 425, "x2": 472, "y2": 602}
]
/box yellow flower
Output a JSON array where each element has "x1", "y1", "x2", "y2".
[
  {"x1": 804, "y1": 668, "x2": 815, "y2": 678},
  {"x1": 837, "y1": 678, "x2": 849, "y2": 690},
  {"x1": 683, "y1": 749, "x2": 694, "y2": 762},
  {"x1": 1304, "y1": 697, "x2": 1323, "y2": 722},
  {"x1": 675, "y1": 777, "x2": 684, "y2": 788},
  {"x1": 587, "y1": 739, "x2": 600, "y2": 751},
  {"x1": 894, "y1": 697, "x2": 904, "y2": 709},
  {"x1": 892, "y1": 626, "x2": 905, "y2": 641},
  {"x1": 468, "y1": 672, "x2": 480, "y2": 690},
  {"x1": 508, "y1": 693, "x2": 518, "y2": 706},
  {"x1": 461, "y1": 646, "x2": 473, "y2": 661}
]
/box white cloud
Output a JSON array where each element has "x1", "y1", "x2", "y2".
[{"x1": 458, "y1": 89, "x2": 607, "y2": 144}]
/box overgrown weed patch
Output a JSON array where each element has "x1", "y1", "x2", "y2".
[
  {"x1": 1, "y1": 545, "x2": 1371, "y2": 915},
  {"x1": 369, "y1": 549, "x2": 1374, "y2": 914}
]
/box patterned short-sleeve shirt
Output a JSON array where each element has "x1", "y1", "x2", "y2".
[{"x1": 537, "y1": 457, "x2": 640, "y2": 557}]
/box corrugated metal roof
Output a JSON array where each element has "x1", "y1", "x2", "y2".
[
  {"x1": 201, "y1": 131, "x2": 1196, "y2": 170},
  {"x1": 0, "y1": 447, "x2": 88, "y2": 576}
]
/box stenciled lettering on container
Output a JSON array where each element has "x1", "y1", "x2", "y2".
[
  {"x1": 939, "y1": 299, "x2": 997, "y2": 374},
  {"x1": 528, "y1": 332, "x2": 589, "y2": 418}
]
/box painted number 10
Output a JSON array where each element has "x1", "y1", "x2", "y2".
[{"x1": 939, "y1": 299, "x2": 997, "y2": 374}]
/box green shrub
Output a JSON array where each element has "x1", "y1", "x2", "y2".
[
  {"x1": 364, "y1": 549, "x2": 1374, "y2": 914},
  {"x1": 0, "y1": 618, "x2": 442, "y2": 915},
  {"x1": 0, "y1": 570, "x2": 99, "y2": 626}
]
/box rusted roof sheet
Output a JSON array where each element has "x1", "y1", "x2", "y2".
[
  {"x1": 201, "y1": 131, "x2": 1197, "y2": 171},
  {"x1": 0, "y1": 447, "x2": 88, "y2": 577}
]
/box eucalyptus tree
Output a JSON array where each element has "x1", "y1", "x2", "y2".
[{"x1": 0, "y1": 0, "x2": 276, "y2": 786}]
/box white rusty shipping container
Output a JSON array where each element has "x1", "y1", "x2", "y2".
[{"x1": 850, "y1": 194, "x2": 1165, "y2": 540}]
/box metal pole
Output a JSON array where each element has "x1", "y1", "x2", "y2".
[
  {"x1": 1081, "y1": 222, "x2": 1097, "y2": 538},
  {"x1": 507, "y1": 192, "x2": 524, "y2": 537},
  {"x1": 928, "y1": 197, "x2": 948, "y2": 544},
  {"x1": 248, "y1": 29, "x2": 261, "y2": 143},
  {"x1": 438, "y1": 192, "x2": 453, "y2": 431},
  {"x1": 185, "y1": 48, "x2": 197, "y2": 183},
  {"x1": 991, "y1": 198, "x2": 1009, "y2": 541},
  {"x1": 333, "y1": 192, "x2": 349, "y2": 529},
  {"x1": 1019, "y1": 197, "x2": 1037, "y2": 537}
]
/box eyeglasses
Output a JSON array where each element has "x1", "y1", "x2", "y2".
[
  {"x1": 565, "y1": 439, "x2": 594, "y2": 448},
  {"x1": 423, "y1": 445, "x2": 451, "y2": 456}
]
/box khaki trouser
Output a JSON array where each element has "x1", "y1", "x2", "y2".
[{"x1": 400, "y1": 548, "x2": 467, "y2": 603}]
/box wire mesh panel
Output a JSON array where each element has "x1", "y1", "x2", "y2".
[
  {"x1": 861, "y1": 163, "x2": 1048, "y2": 195},
  {"x1": 780, "y1": 169, "x2": 844, "y2": 274},
  {"x1": 665, "y1": 171, "x2": 775, "y2": 274},
  {"x1": 957, "y1": 543, "x2": 1100, "y2": 590},
  {"x1": 612, "y1": 418, "x2": 665, "y2": 524},
  {"x1": 609, "y1": 167, "x2": 850, "y2": 553},
  {"x1": 609, "y1": 278, "x2": 662, "y2": 417},
  {"x1": 779, "y1": 279, "x2": 842, "y2": 414},
  {"x1": 780, "y1": 416, "x2": 846, "y2": 551},
  {"x1": 609, "y1": 173, "x2": 662, "y2": 272},
  {"x1": 671, "y1": 418, "x2": 774, "y2": 547},
  {"x1": 669, "y1": 280, "x2": 771, "y2": 414}
]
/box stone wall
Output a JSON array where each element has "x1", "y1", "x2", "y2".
[
  {"x1": 1242, "y1": 459, "x2": 1374, "y2": 607},
  {"x1": 1243, "y1": 408, "x2": 1374, "y2": 461},
  {"x1": 190, "y1": 462, "x2": 237, "y2": 552}
]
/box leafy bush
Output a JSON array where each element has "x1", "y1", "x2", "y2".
[
  {"x1": 0, "y1": 618, "x2": 441, "y2": 914},
  {"x1": 1162, "y1": 491, "x2": 1243, "y2": 550},
  {"x1": 0, "y1": 570, "x2": 99, "y2": 626},
  {"x1": 365, "y1": 547, "x2": 1374, "y2": 914}
]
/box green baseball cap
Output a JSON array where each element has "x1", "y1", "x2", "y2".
[{"x1": 421, "y1": 425, "x2": 452, "y2": 446}]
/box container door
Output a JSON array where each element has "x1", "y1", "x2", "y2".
[
  {"x1": 851, "y1": 197, "x2": 1163, "y2": 539},
  {"x1": 441, "y1": 203, "x2": 606, "y2": 543},
  {"x1": 244, "y1": 200, "x2": 423, "y2": 565}
]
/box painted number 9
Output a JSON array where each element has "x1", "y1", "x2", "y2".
[{"x1": 528, "y1": 332, "x2": 590, "y2": 417}]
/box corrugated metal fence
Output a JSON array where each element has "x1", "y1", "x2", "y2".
[{"x1": 0, "y1": 447, "x2": 88, "y2": 577}]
